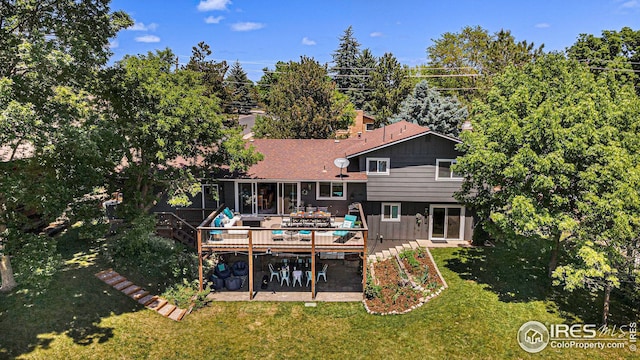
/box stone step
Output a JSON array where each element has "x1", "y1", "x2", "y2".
[
  {"x1": 416, "y1": 239, "x2": 430, "y2": 248},
  {"x1": 168, "y1": 308, "x2": 187, "y2": 321},
  {"x1": 113, "y1": 280, "x2": 133, "y2": 291},
  {"x1": 122, "y1": 285, "x2": 141, "y2": 296},
  {"x1": 367, "y1": 255, "x2": 377, "y2": 263},
  {"x1": 381, "y1": 250, "x2": 391, "y2": 259},
  {"x1": 375, "y1": 252, "x2": 384, "y2": 259},
  {"x1": 402, "y1": 243, "x2": 412, "y2": 249},
  {"x1": 147, "y1": 298, "x2": 167, "y2": 311},
  {"x1": 104, "y1": 275, "x2": 126, "y2": 286},
  {"x1": 130, "y1": 289, "x2": 150, "y2": 301},
  {"x1": 388, "y1": 247, "x2": 398, "y2": 256},
  {"x1": 396, "y1": 245, "x2": 407, "y2": 254},
  {"x1": 157, "y1": 303, "x2": 176, "y2": 317},
  {"x1": 138, "y1": 294, "x2": 157, "y2": 306},
  {"x1": 409, "y1": 241, "x2": 419, "y2": 249}
]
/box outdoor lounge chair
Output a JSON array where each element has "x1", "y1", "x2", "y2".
[
  {"x1": 299, "y1": 230, "x2": 312, "y2": 241},
  {"x1": 225, "y1": 276, "x2": 242, "y2": 290},
  {"x1": 271, "y1": 229, "x2": 284, "y2": 241},
  {"x1": 332, "y1": 214, "x2": 357, "y2": 242},
  {"x1": 214, "y1": 263, "x2": 232, "y2": 279},
  {"x1": 208, "y1": 274, "x2": 224, "y2": 290},
  {"x1": 232, "y1": 261, "x2": 249, "y2": 276}
]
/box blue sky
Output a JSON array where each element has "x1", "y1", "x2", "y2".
[{"x1": 109, "y1": 0, "x2": 640, "y2": 81}]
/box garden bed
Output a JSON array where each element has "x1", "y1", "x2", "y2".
[{"x1": 364, "y1": 247, "x2": 447, "y2": 315}]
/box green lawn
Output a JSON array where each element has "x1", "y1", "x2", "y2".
[{"x1": 1, "y1": 234, "x2": 637, "y2": 359}]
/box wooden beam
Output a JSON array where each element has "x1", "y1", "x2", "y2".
[
  {"x1": 362, "y1": 228, "x2": 367, "y2": 299},
  {"x1": 248, "y1": 230, "x2": 254, "y2": 300},
  {"x1": 197, "y1": 228, "x2": 203, "y2": 291},
  {"x1": 311, "y1": 231, "x2": 316, "y2": 300}
]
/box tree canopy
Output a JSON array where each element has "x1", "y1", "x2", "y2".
[
  {"x1": 99, "y1": 49, "x2": 261, "y2": 212},
  {"x1": 253, "y1": 56, "x2": 355, "y2": 139},
  {"x1": 454, "y1": 53, "x2": 640, "y2": 322},
  {"x1": 0, "y1": 0, "x2": 132, "y2": 292},
  {"x1": 225, "y1": 61, "x2": 255, "y2": 114},
  {"x1": 390, "y1": 80, "x2": 468, "y2": 137},
  {"x1": 365, "y1": 52, "x2": 412, "y2": 126}
]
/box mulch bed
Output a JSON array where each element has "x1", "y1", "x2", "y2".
[{"x1": 365, "y1": 257, "x2": 423, "y2": 314}]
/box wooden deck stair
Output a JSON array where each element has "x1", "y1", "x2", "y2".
[{"x1": 95, "y1": 269, "x2": 188, "y2": 321}]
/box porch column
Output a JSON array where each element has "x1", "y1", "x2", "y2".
[
  {"x1": 248, "y1": 231, "x2": 254, "y2": 300},
  {"x1": 311, "y1": 231, "x2": 316, "y2": 300},
  {"x1": 362, "y1": 230, "x2": 367, "y2": 299},
  {"x1": 197, "y1": 229, "x2": 203, "y2": 291}
]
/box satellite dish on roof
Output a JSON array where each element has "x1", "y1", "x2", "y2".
[
  {"x1": 333, "y1": 158, "x2": 350, "y2": 169},
  {"x1": 334, "y1": 158, "x2": 350, "y2": 179}
]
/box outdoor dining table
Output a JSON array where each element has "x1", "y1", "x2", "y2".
[{"x1": 289, "y1": 211, "x2": 332, "y2": 227}]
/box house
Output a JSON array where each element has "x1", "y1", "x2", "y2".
[
  {"x1": 211, "y1": 120, "x2": 473, "y2": 243},
  {"x1": 335, "y1": 110, "x2": 376, "y2": 138}
]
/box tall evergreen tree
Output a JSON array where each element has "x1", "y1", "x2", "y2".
[
  {"x1": 366, "y1": 52, "x2": 412, "y2": 126},
  {"x1": 253, "y1": 56, "x2": 355, "y2": 139},
  {"x1": 354, "y1": 48, "x2": 377, "y2": 110},
  {"x1": 184, "y1": 42, "x2": 231, "y2": 111},
  {"x1": 226, "y1": 61, "x2": 255, "y2": 114},
  {"x1": 331, "y1": 26, "x2": 361, "y2": 105},
  {"x1": 390, "y1": 81, "x2": 468, "y2": 137}
]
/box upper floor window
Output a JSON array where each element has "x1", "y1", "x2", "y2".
[
  {"x1": 317, "y1": 181, "x2": 346, "y2": 200},
  {"x1": 366, "y1": 158, "x2": 390, "y2": 175},
  {"x1": 436, "y1": 159, "x2": 462, "y2": 180},
  {"x1": 366, "y1": 123, "x2": 375, "y2": 131}
]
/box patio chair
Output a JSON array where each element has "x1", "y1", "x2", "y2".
[
  {"x1": 299, "y1": 230, "x2": 312, "y2": 241},
  {"x1": 232, "y1": 261, "x2": 249, "y2": 276},
  {"x1": 317, "y1": 263, "x2": 328, "y2": 282},
  {"x1": 305, "y1": 270, "x2": 312, "y2": 286},
  {"x1": 225, "y1": 276, "x2": 242, "y2": 291},
  {"x1": 271, "y1": 229, "x2": 284, "y2": 241},
  {"x1": 292, "y1": 270, "x2": 303, "y2": 287},
  {"x1": 280, "y1": 268, "x2": 290, "y2": 286},
  {"x1": 214, "y1": 263, "x2": 232, "y2": 279},
  {"x1": 208, "y1": 274, "x2": 224, "y2": 290},
  {"x1": 332, "y1": 214, "x2": 357, "y2": 242},
  {"x1": 268, "y1": 263, "x2": 280, "y2": 282}
]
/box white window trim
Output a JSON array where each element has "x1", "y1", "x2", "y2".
[
  {"x1": 435, "y1": 159, "x2": 463, "y2": 181},
  {"x1": 366, "y1": 157, "x2": 390, "y2": 175},
  {"x1": 316, "y1": 181, "x2": 347, "y2": 200},
  {"x1": 428, "y1": 204, "x2": 465, "y2": 241},
  {"x1": 381, "y1": 202, "x2": 401, "y2": 222}
]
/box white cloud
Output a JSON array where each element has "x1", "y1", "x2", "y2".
[
  {"x1": 534, "y1": 23, "x2": 550, "y2": 28},
  {"x1": 197, "y1": 0, "x2": 231, "y2": 11},
  {"x1": 205, "y1": 15, "x2": 224, "y2": 24},
  {"x1": 231, "y1": 22, "x2": 264, "y2": 31},
  {"x1": 302, "y1": 37, "x2": 316, "y2": 46},
  {"x1": 621, "y1": 0, "x2": 639, "y2": 8},
  {"x1": 108, "y1": 40, "x2": 118, "y2": 49},
  {"x1": 135, "y1": 35, "x2": 160, "y2": 43},
  {"x1": 128, "y1": 21, "x2": 158, "y2": 31},
  {"x1": 370, "y1": 32, "x2": 383, "y2": 37}
]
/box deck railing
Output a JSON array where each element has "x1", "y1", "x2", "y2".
[{"x1": 155, "y1": 212, "x2": 198, "y2": 247}]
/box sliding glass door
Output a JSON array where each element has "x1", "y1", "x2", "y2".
[
  {"x1": 278, "y1": 182, "x2": 299, "y2": 214},
  {"x1": 429, "y1": 205, "x2": 465, "y2": 240}
]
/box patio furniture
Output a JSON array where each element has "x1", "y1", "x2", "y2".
[
  {"x1": 305, "y1": 270, "x2": 312, "y2": 286},
  {"x1": 271, "y1": 229, "x2": 284, "y2": 241},
  {"x1": 268, "y1": 263, "x2": 280, "y2": 282},
  {"x1": 332, "y1": 214, "x2": 357, "y2": 242},
  {"x1": 280, "y1": 268, "x2": 290, "y2": 286},
  {"x1": 225, "y1": 276, "x2": 242, "y2": 290},
  {"x1": 292, "y1": 270, "x2": 303, "y2": 287},
  {"x1": 299, "y1": 230, "x2": 311, "y2": 241},
  {"x1": 317, "y1": 263, "x2": 328, "y2": 282},
  {"x1": 209, "y1": 229, "x2": 223, "y2": 242},
  {"x1": 208, "y1": 274, "x2": 224, "y2": 290},
  {"x1": 214, "y1": 263, "x2": 232, "y2": 279},
  {"x1": 232, "y1": 261, "x2": 249, "y2": 276}
]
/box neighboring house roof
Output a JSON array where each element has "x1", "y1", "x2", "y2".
[{"x1": 237, "y1": 120, "x2": 459, "y2": 182}]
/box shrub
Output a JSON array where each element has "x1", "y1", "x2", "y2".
[
  {"x1": 364, "y1": 272, "x2": 381, "y2": 300},
  {"x1": 162, "y1": 279, "x2": 211, "y2": 309},
  {"x1": 420, "y1": 265, "x2": 431, "y2": 285}
]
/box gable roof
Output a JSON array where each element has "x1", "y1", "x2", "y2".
[{"x1": 237, "y1": 121, "x2": 460, "y2": 181}]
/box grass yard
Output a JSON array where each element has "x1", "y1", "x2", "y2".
[{"x1": 0, "y1": 232, "x2": 637, "y2": 359}]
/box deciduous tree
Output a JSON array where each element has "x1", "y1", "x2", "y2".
[{"x1": 366, "y1": 53, "x2": 412, "y2": 126}]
